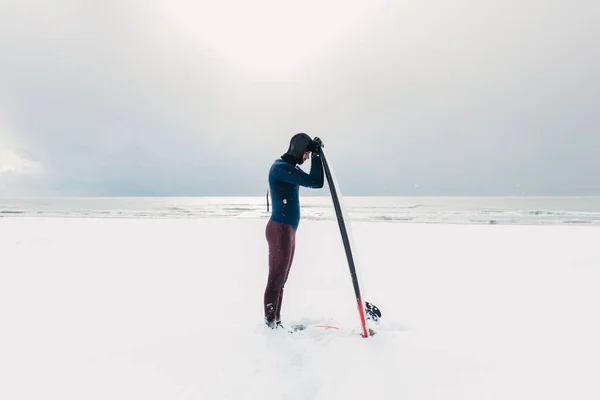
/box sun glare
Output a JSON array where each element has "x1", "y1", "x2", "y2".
[{"x1": 156, "y1": 0, "x2": 382, "y2": 75}]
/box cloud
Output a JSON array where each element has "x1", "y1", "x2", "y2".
[
  {"x1": 0, "y1": 119, "x2": 45, "y2": 196},
  {"x1": 0, "y1": 0, "x2": 599, "y2": 196},
  {"x1": 0, "y1": 148, "x2": 42, "y2": 176},
  {"x1": 0, "y1": 119, "x2": 42, "y2": 174}
]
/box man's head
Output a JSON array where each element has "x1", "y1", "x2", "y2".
[{"x1": 284, "y1": 133, "x2": 313, "y2": 165}]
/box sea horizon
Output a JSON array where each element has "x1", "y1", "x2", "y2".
[{"x1": 2, "y1": 195, "x2": 599, "y2": 226}]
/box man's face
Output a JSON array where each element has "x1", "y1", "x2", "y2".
[{"x1": 303, "y1": 151, "x2": 311, "y2": 162}]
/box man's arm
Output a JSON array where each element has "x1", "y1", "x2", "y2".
[
  {"x1": 309, "y1": 154, "x2": 324, "y2": 188},
  {"x1": 273, "y1": 155, "x2": 324, "y2": 188}
]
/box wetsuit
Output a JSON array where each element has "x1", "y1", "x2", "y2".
[{"x1": 264, "y1": 153, "x2": 324, "y2": 325}]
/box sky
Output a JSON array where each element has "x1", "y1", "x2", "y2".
[{"x1": 1, "y1": 0, "x2": 599, "y2": 197}]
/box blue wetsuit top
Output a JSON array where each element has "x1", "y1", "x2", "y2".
[{"x1": 268, "y1": 154, "x2": 324, "y2": 230}]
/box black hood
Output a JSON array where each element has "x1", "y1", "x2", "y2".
[{"x1": 282, "y1": 133, "x2": 312, "y2": 165}]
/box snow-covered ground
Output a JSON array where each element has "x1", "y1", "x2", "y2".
[{"x1": 1, "y1": 217, "x2": 599, "y2": 399}]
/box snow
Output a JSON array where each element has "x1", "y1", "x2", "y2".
[{"x1": 1, "y1": 216, "x2": 599, "y2": 399}]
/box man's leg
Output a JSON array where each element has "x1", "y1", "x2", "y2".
[
  {"x1": 264, "y1": 220, "x2": 295, "y2": 326},
  {"x1": 275, "y1": 231, "x2": 295, "y2": 322}
]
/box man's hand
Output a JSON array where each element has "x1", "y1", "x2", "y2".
[{"x1": 309, "y1": 137, "x2": 324, "y2": 153}]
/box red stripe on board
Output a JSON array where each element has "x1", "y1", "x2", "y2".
[{"x1": 357, "y1": 297, "x2": 369, "y2": 338}]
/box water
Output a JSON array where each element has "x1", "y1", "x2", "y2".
[{"x1": 1, "y1": 196, "x2": 600, "y2": 226}]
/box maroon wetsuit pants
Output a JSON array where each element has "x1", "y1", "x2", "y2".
[{"x1": 264, "y1": 219, "x2": 296, "y2": 323}]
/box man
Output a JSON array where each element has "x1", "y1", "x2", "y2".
[{"x1": 264, "y1": 133, "x2": 324, "y2": 329}]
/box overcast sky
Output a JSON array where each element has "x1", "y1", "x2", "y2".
[{"x1": 1, "y1": 0, "x2": 599, "y2": 197}]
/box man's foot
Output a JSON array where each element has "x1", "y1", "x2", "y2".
[{"x1": 265, "y1": 319, "x2": 285, "y2": 330}]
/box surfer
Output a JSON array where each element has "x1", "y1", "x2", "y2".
[{"x1": 264, "y1": 133, "x2": 324, "y2": 329}]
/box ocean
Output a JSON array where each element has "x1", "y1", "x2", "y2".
[{"x1": 1, "y1": 196, "x2": 599, "y2": 226}]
